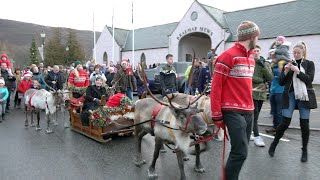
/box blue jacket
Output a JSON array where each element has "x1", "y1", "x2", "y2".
[
  {"x1": 197, "y1": 65, "x2": 211, "y2": 93},
  {"x1": 0, "y1": 87, "x2": 9, "y2": 102},
  {"x1": 270, "y1": 63, "x2": 284, "y2": 94}
]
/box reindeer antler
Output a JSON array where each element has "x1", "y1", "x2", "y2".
[{"x1": 42, "y1": 75, "x2": 56, "y2": 92}]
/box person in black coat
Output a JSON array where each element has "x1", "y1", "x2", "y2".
[
  {"x1": 45, "y1": 65, "x2": 64, "y2": 91},
  {"x1": 81, "y1": 76, "x2": 107, "y2": 126},
  {"x1": 268, "y1": 42, "x2": 317, "y2": 163}
]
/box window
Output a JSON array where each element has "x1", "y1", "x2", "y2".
[
  {"x1": 103, "y1": 52, "x2": 108, "y2": 65},
  {"x1": 186, "y1": 54, "x2": 192, "y2": 62}
]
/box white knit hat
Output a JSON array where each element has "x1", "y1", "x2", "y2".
[{"x1": 0, "y1": 79, "x2": 5, "y2": 85}]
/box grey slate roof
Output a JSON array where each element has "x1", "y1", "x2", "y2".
[
  {"x1": 108, "y1": 0, "x2": 320, "y2": 50},
  {"x1": 106, "y1": 27, "x2": 129, "y2": 46},
  {"x1": 122, "y1": 22, "x2": 178, "y2": 51},
  {"x1": 199, "y1": 3, "x2": 228, "y2": 29},
  {"x1": 223, "y1": 0, "x2": 320, "y2": 41}
]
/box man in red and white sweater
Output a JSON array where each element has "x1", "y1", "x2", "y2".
[{"x1": 210, "y1": 21, "x2": 260, "y2": 180}]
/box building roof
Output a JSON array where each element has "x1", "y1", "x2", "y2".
[
  {"x1": 107, "y1": 0, "x2": 320, "y2": 49},
  {"x1": 198, "y1": 3, "x2": 228, "y2": 29},
  {"x1": 122, "y1": 22, "x2": 178, "y2": 51},
  {"x1": 106, "y1": 27, "x2": 129, "y2": 46},
  {"x1": 223, "y1": 0, "x2": 320, "y2": 41}
]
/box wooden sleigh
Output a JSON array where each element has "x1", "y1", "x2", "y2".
[{"x1": 69, "y1": 94, "x2": 135, "y2": 143}]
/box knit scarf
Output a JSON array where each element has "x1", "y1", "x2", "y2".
[{"x1": 292, "y1": 59, "x2": 309, "y2": 101}]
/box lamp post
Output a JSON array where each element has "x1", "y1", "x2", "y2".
[{"x1": 40, "y1": 31, "x2": 46, "y2": 64}]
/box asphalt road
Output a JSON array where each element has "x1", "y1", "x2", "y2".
[{"x1": 1, "y1": 105, "x2": 320, "y2": 180}]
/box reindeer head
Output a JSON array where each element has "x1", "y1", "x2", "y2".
[
  {"x1": 51, "y1": 90, "x2": 65, "y2": 110},
  {"x1": 169, "y1": 101, "x2": 207, "y2": 135}
]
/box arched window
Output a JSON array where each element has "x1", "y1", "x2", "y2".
[
  {"x1": 103, "y1": 52, "x2": 108, "y2": 65},
  {"x1": 140, "y1": 53, "x2": 146, "y2": 66}
]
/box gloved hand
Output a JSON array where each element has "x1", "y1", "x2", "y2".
[
  {"x1": 94, "y1": 98, "x2": 101, "y2": 104},
  {"x1": 212, "y1": 117, "x2": 226, "y2": 131}
]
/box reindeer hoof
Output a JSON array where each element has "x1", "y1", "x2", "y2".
[
  {"x1": 46, "y1": 129, "x2": 53, "y2": 134},
  {"x1": 30, "y1": 123, "x2": 35, "y2": 127},
  {"x1": 64, "y1": 123, "x2": 70, "y2": 128},
  {"x1": 160, "y1": 149, "x2": 167, "y2": 153},
  {"x1": 134, "y1": 159, "x2": 146, "y2": 167},
  {"x1": 35, "y1": 127, "x2": 42, "y2": 131},
  {"x1": 183, "y1": 156, "x2": 190, "y2": 161},
  {"x1": 147, "y1": 169, "x2": 158, "y2": 179},
  {"x1": 25, "y1": 123, "x2": 28, "y2": 127},
  {"x1": 194, "y1": 166, "x2": 206, "y2": 173}
]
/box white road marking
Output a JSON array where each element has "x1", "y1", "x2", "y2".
[{"x1": 259, "y1": 133, "x2": 290, "y2": 142}]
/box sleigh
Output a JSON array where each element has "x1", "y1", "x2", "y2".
[{"x1": 69, "y1": 94, "x2": 135, "y2": 143}]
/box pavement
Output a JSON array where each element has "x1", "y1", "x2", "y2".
[{"x1": 1, "y1": 104, "x2": 320, "y2": 180}]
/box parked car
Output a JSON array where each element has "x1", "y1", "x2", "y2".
[{"x1": 144, "y1": 68, "x2": 160, "y2": 93}]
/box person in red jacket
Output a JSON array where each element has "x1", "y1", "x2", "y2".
[
  {"x1": 68, "y1": 60, "x2": 89, "y2": 99},
  {"x1": 210, "y1": 21, "x2": 260, "y2": 180},
  {"x1": 0, "y1": 54, "x2": 12, "y2": 69},
  {"x1": 18, "y1": 71, "x2": 33, "y2": 95}
]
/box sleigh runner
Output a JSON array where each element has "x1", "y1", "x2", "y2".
[{"x1": 70, "y1": 94, "x2": 135, "y2": 143}]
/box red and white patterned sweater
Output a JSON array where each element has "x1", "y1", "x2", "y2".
[
  {"x1": 68, "y1": 70, "x2": 89, "y2": 87},
  {"x1": 210, "y1": 42, "x2": 255, "y2": 120}
]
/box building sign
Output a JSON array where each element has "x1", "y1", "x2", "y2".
[{"x1": 176, "y1": 27, "x2": 213, "y2": 40}]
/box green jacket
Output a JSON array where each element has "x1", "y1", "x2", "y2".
[{"x1": 252, "y1": 56, "x2": 273, "y2": 101}]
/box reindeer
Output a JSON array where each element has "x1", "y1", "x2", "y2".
[
  {"x1": 134, "y1": 68, "x2": 207, "y2": 180},
  {"x1": 24, "y1": 79, "x2": 65, "y2": 133}
]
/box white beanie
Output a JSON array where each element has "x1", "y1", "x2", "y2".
[{"x1": 0, "y1": 79, "x2": 5, "y2": 85}]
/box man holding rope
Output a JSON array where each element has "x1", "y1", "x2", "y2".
[{"x1": 210, "y1": 21, "x2": 260, "y2": 180}]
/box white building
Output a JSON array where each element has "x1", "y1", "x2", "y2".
[{"x1": 96, "y1": 0, "x2": 320, "y2": 84}]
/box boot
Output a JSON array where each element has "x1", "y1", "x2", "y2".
[
  {"x1": 268, "y1": 116, "x2": 291, "y2": 157},
  {"x1": 300, "y1": 119, "x2": 309, "y2": 162}
]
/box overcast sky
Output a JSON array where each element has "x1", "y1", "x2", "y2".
[{"x1": 1, "y1": 0, "x2": 292, "y2": 31}]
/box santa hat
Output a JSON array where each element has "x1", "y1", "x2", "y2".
[
  {"x1": 121, "y1": 59, "x2": 129, "y2": 66},
  {"x1": 23, "y1": 71, "x2": 32, "y2": 78},
  {"x1": 0, "y1": 79, "x2": 5, "y2": 85}
]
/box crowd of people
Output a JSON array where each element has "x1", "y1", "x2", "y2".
[{"x1": 0, "y1": 20, "x2": 317, "y2": 180}]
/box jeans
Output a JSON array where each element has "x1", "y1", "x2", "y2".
[
  {"x1": 270, "y1": 93, "x2": 283, "y2": 128},
  {"x1": 223, "y1": 111, "x2": 253, "y2": 180},
  {"x1": 282, "y1": 91, "x2": 310, "y2": 119},
  {"x1": 253, "y1": 100, "x2": 263, "y2": 137},
  {"x1": 0, "y1": 102, "x2": 6, "y2": 115},
  {"x1": 6, "y1": 91, "x2": 11, "y2": 110},
  {"x1": 126, "y1": 87, "x2": 133, "y2": 101},
  {"x1": 162, "y1": 88, "x2": 177, "y2": 96}
]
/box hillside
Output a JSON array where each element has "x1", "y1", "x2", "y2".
[{"x1": 0, "y1": 19, "x2": 101, "y2": 68}]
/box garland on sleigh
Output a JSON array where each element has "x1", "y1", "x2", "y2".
[
  {"x1": 68, "y1": 85, "x2": 87, "y2": 95},
  {"x1": 91, "y1": 96, "x2": 133, "y2": 127}
]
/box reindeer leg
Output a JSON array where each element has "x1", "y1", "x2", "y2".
[
  {"x1": 30, "y1": 110, "x2": 35, "y2": 127},
  {"x1": 147, "y1": 137, "x2": 162, "y2": 180},
  {"x1": 194, "y1": 143, "x2": 205, "y2": 173},
  {"x1": 134, "y1": 128, "x2": 147, "y2": 167},
  {"x1": 53, "y1": 112, "x2": 58, "y2": 126},
  {"x1": 36, "y1": 111, "x2": 41, "y2": 130},
  {"x1": 46, "y1": 114, "x2": 53, "y2": 134},
  {"x1": 63, "y1": 109, "x2": 69, "y2": 128},
  {"x1": 176, "y1": 149, "x2": 187, "y2": 180},
  {"x1": 35, "y1": 110, "x2": 42, "y2": 131},
  {"x1": 24, "y1": 106, "x2": 28, "y2": 127},
  {"x1": 183, "y1": 152, "x2": 190, "y2": 161},
  {"x1": 160, "y1": 144, "x2": 167, "y2": 153}
]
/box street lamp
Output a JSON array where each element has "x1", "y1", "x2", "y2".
[
  {"x1": 65, "y1": 46, "x2": 69, "y2": 65},
  {"x1": 40, "y1": 31, "x2": 46, "y2": 64}
]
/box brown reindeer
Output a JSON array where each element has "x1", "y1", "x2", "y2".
[{"x1": 134, "y1": 67, "x2": 207, "y2": 180}]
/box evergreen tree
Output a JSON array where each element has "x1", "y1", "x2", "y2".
[
  {"x1": 65, "y1": 29, "x2": 85, "y2": 65},
  {"x1": 29, "y1": 38, "x2": 39, "y2": 65},
  {"x1": 44, "y1": 28, "x2": 65, "y2": 66}
]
